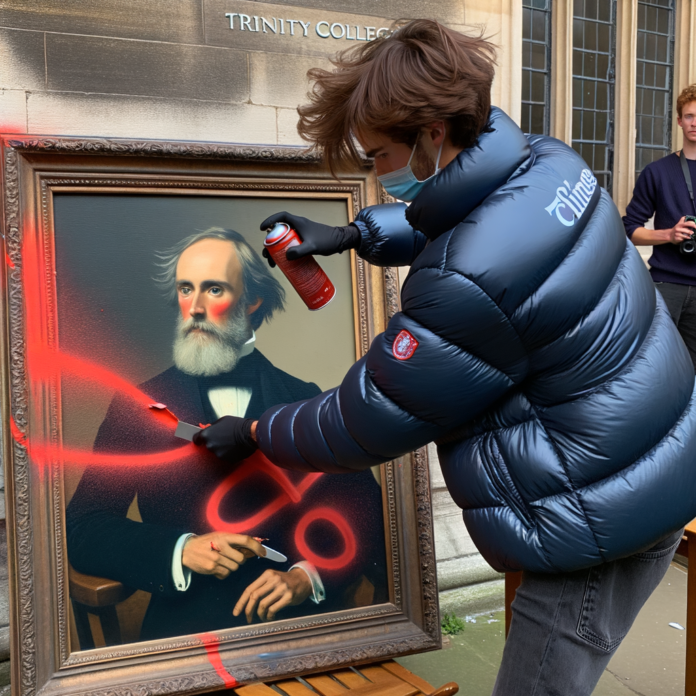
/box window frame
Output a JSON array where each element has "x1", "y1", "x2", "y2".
[
  {"x1": 571, "y1": 0, "x2": 619, "y2": 194},
  {"x1": 522, "y1": 0, "x2": 554, "y2": 136},
  {"x1": 634, "y1": 0, "x2": 676, "y2": 182}
]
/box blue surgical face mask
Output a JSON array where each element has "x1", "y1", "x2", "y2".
[{"x1": 377, "y1": 135, "x2": 444, "y2": 202}]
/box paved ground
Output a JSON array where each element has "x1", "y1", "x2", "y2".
[{"x1": 396, "y1": 562, "x2": 687, "y2": 696}]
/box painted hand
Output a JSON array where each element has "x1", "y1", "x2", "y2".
[
  {"x1": 192, "y1": 415, "x2": 257, "y2": 463},
  {"x1": 182, "y1": 533, "x2": 266, "y2": 580},
  {"x1": 233, "y1": 568, "x2": 312, "y2": 623}
]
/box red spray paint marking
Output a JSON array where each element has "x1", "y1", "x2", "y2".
[
  {"x1": 199, "y1": 633, "x2": 238, "y2": 688},
  {"x1": 29, "y1": 348, "x2": 157, "y2": 410},
  {"x1": 204, "y1": 454, "x2": 358, "y2": 571},
  {"x1": 8, "y1": 345, "x2": 195, "y2": 467},
  {"x1": 294, "y1": 507, "x2": 357, "y2": 570},
  {"x1": 26, "y1": 441, "x2": 195, "y2": 468},
  {"x1": 10, "y1": 417, "x2": 27, "y2": 448},
  {"x1": 5, "y1": 254, "x2": 14, "y2": 269},
  {"x1": 206, "y1": 451, "x2": 323, "y2": 533},
  {"x1": 148, "y1": 403, "x2": 179, "y2": 428},
  {"x1": 9, "y1": 409, "x2": 194, "y2": 468}
]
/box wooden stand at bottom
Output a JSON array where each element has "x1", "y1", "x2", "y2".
[
  {"x1": 232, "y1": 660, "x2": 458, "y2": 696},
  {"x1": 677, "y1": 519, "x2": 696, "y2": 696}
]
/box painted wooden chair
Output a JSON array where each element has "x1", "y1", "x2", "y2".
[{"x1": 68, "y1": 565, "x2": 132, "y2": 649}]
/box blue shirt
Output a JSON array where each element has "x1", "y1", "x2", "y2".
[{"x1": 623, "y1": 152, "x2": 696, "y2": 285}]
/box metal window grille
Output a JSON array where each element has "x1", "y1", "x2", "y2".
[
  {"x1": 635, "y1": 0, "x2": 675, "y2": 181},
  {"x1": 522, "y1": 0, "x2": 552, "y2": 135},
  {"x1": 572, "y1": 0, "x2": 617, "y2": 193}
]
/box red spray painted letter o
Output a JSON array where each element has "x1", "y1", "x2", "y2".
[{"x1": 294, "y1": 507, "x2": 356, "y2": 570}]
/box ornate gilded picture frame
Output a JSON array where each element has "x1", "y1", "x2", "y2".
[{"x1": 0, "y1": 135, "x2": 439, "y2": 696}]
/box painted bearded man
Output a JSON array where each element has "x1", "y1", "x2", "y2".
[{"x1": 66, "y1": 228, "x2": 387, "y2": 644}]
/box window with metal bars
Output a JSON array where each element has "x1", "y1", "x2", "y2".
[
  {"x1": 522, "y1": 0, "x2": 552, "y2": 135},
  {"x1": 635, "y1": 0, "x2": 675, "y2": 181},
  {"x1": 572, "y1": 0, "x2": 617, "y2": 193}
]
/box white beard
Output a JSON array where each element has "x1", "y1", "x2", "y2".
[{"x1": 173, "y1": 304, "x2": 252, "y2": 377}]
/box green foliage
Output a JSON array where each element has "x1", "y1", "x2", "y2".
[{"x1": 441, "y1": 612, "x2": 466, "y2": 636}]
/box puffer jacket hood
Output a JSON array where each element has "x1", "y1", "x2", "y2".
[
  {"x1": 406, "y1": 108, "x2": 533, "y2": 240},
  {"x1": 257, "y1": 107, "x2": 696, "y2": 573}
]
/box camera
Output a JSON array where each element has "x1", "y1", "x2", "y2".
[{"x1": 680, "y1": 215, "x2": 696, "y2": 255}]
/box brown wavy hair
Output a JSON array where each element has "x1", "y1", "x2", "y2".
[
  {"x1": 297, "y1": 19, "x2": 497, "y2": 174},
  {"x1": 677, "y1": 84, "x2": 696, "y2": 117}
]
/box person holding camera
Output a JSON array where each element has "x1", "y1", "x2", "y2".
[{"x1": 624, "y1": 84, "x2": 696, "y2": 369}]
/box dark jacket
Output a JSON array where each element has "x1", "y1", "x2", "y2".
[
  {"x1": 256, "y1": 108, "x2": 696, "y2": 574},
  {"x1": 67, "y1": 350, "x2": 387, "y2": 641},
  {"x1": 622, "y1": 153, "x2": 696, "y2": 285}
]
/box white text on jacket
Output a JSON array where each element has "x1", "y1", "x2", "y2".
[{"x1": 544, "y1": 169, "x2": 597, "y2": 227}]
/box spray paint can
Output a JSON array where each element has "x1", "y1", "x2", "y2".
[{"x1": 263, "y1": 223, "x2": 336, "y2": 311}]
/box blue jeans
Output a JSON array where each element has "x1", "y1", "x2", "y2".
[{"x1": 492, "y1": 528, "x2": 683, "y2": 696}]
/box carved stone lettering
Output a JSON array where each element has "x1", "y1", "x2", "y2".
[{"x1": 205, "y1": 0, "x2": 392, "y2": 57}]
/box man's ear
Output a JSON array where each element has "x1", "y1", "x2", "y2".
[
  {"x1": 247, "y1": 297, "x2": 263, "y2": 315},
  {"x1": 425, "y1": 120, "x2": 447, "y2": 148}
]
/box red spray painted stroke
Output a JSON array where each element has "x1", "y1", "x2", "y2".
[
  {"x1": 23, "y1": 220, "x2": 53, "y2": 370},
  {"x1": 29, "y1": 348, "x2": 157, "y2": 410},
  {"x1": 27, "y1": 441, "x2": 196, "y2": 469},
  {"x1": 206, "y1": 451, "x2": 323, "y2": 533},
  {"x1": 199, "y1": 633, "x2": 238, "y2": 688},
  {"x1": 294, "y1": 507, "x2": 357, "y2": 570},
  {"x1": 10, "y1": 417, "x2": 28, "y2": 448},
  {"x1": 9, "y1": 345, "x2": 196, "y2": 467},
  {"x1": 147, "y1": 403, "x2": 179, "y2": 428},
  {"x1": 5, "y1": 254, "x2": 14, "y2": 269}
]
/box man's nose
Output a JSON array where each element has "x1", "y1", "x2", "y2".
[{"x1": 189, "y1": 292, "x2": 206, "y2": 318}]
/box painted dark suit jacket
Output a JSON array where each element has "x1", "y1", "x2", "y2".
[{"x1": 66, "y1": 349, "x2": 387, "y2": 642}]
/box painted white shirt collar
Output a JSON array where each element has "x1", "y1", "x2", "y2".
[
  {"x1": 238, "y1": 331, "x2": 256, "y2": 360},
  {"x1": 206, "y1": 332, "x2": 257, "y2": 421}
]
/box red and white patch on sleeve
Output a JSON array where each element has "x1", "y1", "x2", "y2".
[{"x1": 392, "y1": 329, "x2": 419, "y2": 361}]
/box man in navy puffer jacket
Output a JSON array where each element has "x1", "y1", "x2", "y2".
[{"x1": 195, "y1": 20, "x2": 696, "y2": 695}]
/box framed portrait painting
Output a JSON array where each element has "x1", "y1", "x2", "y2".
[{"x1": 0, "y1": 135, "x2": 440, "y2": 696}]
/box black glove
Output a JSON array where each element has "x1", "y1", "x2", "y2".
[
  {"x1": 260, "y1": 212, "x2": 360, "y2": 267},
  {"x1": 192, "y1": 416, "x2": 258, "y2": 463}
]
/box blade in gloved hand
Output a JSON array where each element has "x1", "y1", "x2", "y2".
[{"x1": 175, "y1": 421, "x2": 202, "y2": 441}]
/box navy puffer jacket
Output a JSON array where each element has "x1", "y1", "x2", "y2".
[{"x1": 257, "y1": 107, "x2": 696, "y2": 573}]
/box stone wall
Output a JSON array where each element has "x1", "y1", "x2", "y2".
[
  {"x1": 0, "y1": 0, "x2": 519, "y2": 677},
  {"x1": 428, "y1": 445, "x2": 504, "y2": 617},
  {"x1": 0, "y1": 0, "x2": 520, "y2": 142}
]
